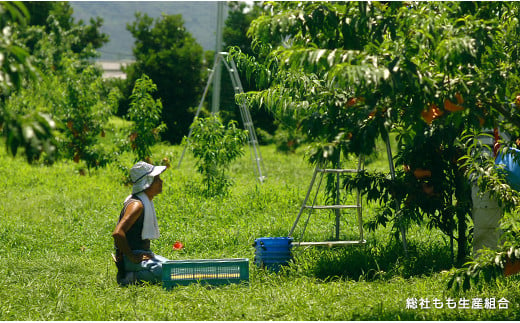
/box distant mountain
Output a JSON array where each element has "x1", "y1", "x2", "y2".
[{"x1": 71, "y1": 1, "x2": 223, "y2": 60}]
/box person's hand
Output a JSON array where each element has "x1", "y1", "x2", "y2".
[
  {"x1": 141, "y1": 253, "x2": 153, "y2": 261},
  {"x1": 131, "y1": 253, "x2": 153, "y2": 264}
]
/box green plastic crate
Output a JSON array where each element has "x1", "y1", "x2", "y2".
[{"x1": 162, "y1": 258, "x2": 249, "y2": 289}]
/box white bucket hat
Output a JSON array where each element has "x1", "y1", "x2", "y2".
[{"x1": 130, "y1": 161, "x2": 167, "y2": 194}]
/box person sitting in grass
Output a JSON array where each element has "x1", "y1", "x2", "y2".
[{"x1": 112, "y1": 161, "x2": 170, "y2": 286}]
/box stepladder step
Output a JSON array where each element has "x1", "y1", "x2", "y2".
[
  {"x1": 303, "y1": 205, "x2": 361, "y2": 210},
  {"x1": 293, "y1": 240, "x2": 366, "y2": 247},
  {"x1": 290, "y1": 155, "x2": 366, "y2": 245},
  {"x1": 317, "y1": 168, "x2": 360, "y2": 174}
]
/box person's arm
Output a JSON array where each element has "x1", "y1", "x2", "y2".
[{"x1": 112, "y1": 201, "x2": 144, "y2": 264}]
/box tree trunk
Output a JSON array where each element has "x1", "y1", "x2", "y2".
[
  {"x1": 454, "y1": 165, "x2": 472, "y2": 264},
  {"x1": 456, "y1": 208, "x2": 468, "y2": 263}
]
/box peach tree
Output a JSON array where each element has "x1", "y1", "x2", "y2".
[
  {"x1": 232, "y1": 2, "x2": 520, "y2": 262},
  {"x1": 1, "y1": 2, "x2": 111, "y2": 165},
  {"x1": 126, "y1": 74, "x2": 166, "y2": 162},
  {"x1": 0, "y1": 2, "x2": 55, "y2": 163},
  {"x1": 187, "y1": 114, "x2": 247, "y2": 196}
]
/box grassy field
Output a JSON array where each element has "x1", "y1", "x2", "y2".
[{"x1": 1, "y1": 138, "x2": 519, "y2": 320}]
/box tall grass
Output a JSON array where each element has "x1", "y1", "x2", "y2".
[{"x1": 0, "y1": 140, "x2": 519, "y2": 320}]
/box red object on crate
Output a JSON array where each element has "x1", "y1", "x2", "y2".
[{"x1": 173, "y1": 241, "x2": 184, "y2": 250}]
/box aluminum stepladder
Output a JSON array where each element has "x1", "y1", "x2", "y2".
[
  {"x1": 177, "y1": 52, "x2": 267, "y2": 183},
  {"x1": 289, "y1": 133, "x2": 409, "y2": 252},
  {"x1": 289, "y1": 152, "x2": 367, "y2": 247}
]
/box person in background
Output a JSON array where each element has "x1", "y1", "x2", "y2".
[
  {"x1": 471, "y1": 126, "x2": 512, "y2": 256},
  {"x1": 112, "y1": 161, "x2": 170, "y2": 286}
]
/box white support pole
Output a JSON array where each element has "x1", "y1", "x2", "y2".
[
  {"x1": 211, "y1": 1, "x2": 225, "y2": 114},
  {"x1": 385, "y1": 133, "x2": 408, "y2": 255}
]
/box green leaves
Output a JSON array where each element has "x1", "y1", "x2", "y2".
[
  {"x1": 187, "y1": 114, "x2": 247, "y2": 196},
  {"x1": 0, "y1": 2, "x2": 34, "y2": 95},
  {"x1": 446, "y1": 244, "x2": 520, "y2": 292},
  {"x1": 3, "y1": 111, "x2": 57, "y2": 163},
  {"x1": 127, "y1": 74, "x2": 166, "y2": 162}
]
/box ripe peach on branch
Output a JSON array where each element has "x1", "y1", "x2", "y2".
[{"x1": 421, "y1": 104, "x2": 443, "y2": 124}]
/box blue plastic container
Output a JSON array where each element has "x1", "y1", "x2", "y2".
[
  {"x1": 496, "y1": 148, "x2": 520, "y2": 191},
  {"x1": 253, "y1": 237, "x2": 293, "y2": 272}
]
